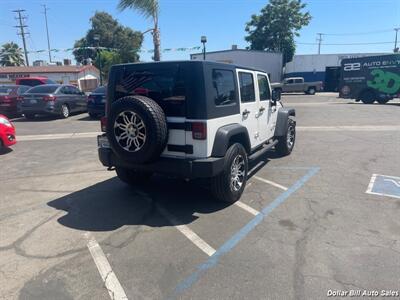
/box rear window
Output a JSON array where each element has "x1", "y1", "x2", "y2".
[
  {"x1": 212, "y1": 69, "x2": 236, "y2": 106},
  {"x1": 118, "y1": 68, "x2": 186, "y2": 116},
  {"x1": 93, "y1": 86, "x2": 106, "y2": 94},
  {"x1": 26, "y1": 85, "x2": 59, "y2": 94},
  {"x1": 0, "y1": 87, "x2": 13, "y2": 95}
]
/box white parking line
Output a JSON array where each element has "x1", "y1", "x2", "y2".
[
  {"x1": 18, "y1": 132, "x2": 101, "y2": 141},
  {"x1": 234, "y1": 201, "x2": 259, "y2": 216},
  {"x1": 253, "y1": 176, "x2": 288, "y2": 191},
  {"x1": 297, "y1": 125, "x2": 400, "y2": 131},
  {"x1": 86, "y1": 236, "x2": 128, "y2": 300},
  {"x1": 156, "y1": 204, "x2": 216, "y2": 257}
]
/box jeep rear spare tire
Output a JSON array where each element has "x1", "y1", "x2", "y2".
[{"x1": 107, "y1": 95, "x2": 168, "y2": 163}]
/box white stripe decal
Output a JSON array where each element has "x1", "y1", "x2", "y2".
[
  {"x1": 86, "y1": 237, "x2": 128, "y2": 300},
  {"x1": 156, "y1": 204, "x2": 216, "y2": 257},
  {"x1": 253, "y1": 176, "x2": 288, "y2": 191}
]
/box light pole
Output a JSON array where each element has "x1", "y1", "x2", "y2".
[
  {"x1": 394, "y1": 28, "x2": 400, "y2": 53},
  {"x1": 93, "y1": 34, "x2": 103, "y2": 86},
  {"x1": 201, "y1": 36, "x2": 207, "y2": 60}
]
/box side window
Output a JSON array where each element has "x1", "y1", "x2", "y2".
[
  {"x1": 294, "y1": 79, "x2": 303, "y2": 84},
  {"x1": 59, "y1": 87, "x2": 68, "y2": 94},
  {"x1": 286, "y1": 79, "x2": 294, "y2": 84},
  {"x1": 212, "y1": 69, "x2": 236, "y2": 106},
  {"x1": 70, "y1": 87, "x2": 80, "y2": 95},
  {"x1": 257, "y1": 74, "x2": 270, "y2": 101},
  {"x1": 238, "y1": 72, "x2": 255, "y2": 103}
]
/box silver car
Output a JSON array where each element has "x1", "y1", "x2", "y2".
[{"x1": 19, "y1": 84, "x2": 87, "y2": 119}]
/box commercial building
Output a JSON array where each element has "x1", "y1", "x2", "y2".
[
  {"x1": 191, "y1": 47, "x2": 283, "y2": 83},
  {"x1": 285, "y1": 53, "x2": 387, "y2": 91},
  {"x1": 0, "y1": 65, "x2": 100, "y2": 91}
]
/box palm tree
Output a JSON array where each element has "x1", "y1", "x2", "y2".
[
  {"x1": 118, "y1": 0, "x2": 161, "y2": 61},
  {"x1": 0, "y1": 42, "x2": 25, "y2": 66}
]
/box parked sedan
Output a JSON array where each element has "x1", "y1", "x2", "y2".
[
  {"x1": 19, "y1": 84, "x2": 87, "y2": 119},
  {"x1": 87, "y1": 86, "x2": 106, "y2": 118},
  {"x1": 0, "y1": 114, "x2": 16, "y2": 150},
  {"x1": 0, "y1": 85, "x2": 31, "y2": 117}
]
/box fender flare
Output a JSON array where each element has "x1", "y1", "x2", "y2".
[
  {"x1": 211, "y1": 124, "x2": 251, "y2": 157},
  {"x1": 274, "y1": 108, "x2": 296, "y2": 137}
]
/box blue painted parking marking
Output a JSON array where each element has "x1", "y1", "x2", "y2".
[
  {"x1": 366, "y1": 174, "x2": 400, "y2": 199},
  {"x1": 167, "y1": 166, "x2": 319, "y2": 299}
]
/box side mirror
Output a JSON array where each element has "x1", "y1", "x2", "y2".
[{"x1": 271, "y1": 89, "x2": 281, "y2": 102}]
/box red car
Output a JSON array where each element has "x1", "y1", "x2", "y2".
[
  {"x1": 16, "y1": 77, "x2": 56, "y2": 87},
  {"x1": 0, "y1": 85, "x2": 31, "y2": 117},
  {"x1": 0, "y1": 114, "x2": 16, "y2": 150}
]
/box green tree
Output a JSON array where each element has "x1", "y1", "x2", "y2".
[
  {"x1": 72, "y1": 11, "x2": 143, "y2": 69},
  {"x1": 94, "y1": 50, "x2": 122, "y2": 81},
  {"x1": 118, "y1": 0, "x2": 161, "y2": 61},
  {"x1": 245, "y1": 0, "x2": 311, "y2": 64},
  {"x1": 0, "y1": 42, "x2": 25, "y2": 66}
]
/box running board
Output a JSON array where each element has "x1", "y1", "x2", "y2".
[{"x1": 248, "y1": 139, "x2": 278, "y2": 162}]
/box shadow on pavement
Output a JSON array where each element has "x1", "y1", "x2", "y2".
[
  {"x1": 47, "y1": 176, "x2": 230, "y2": 232},
  {"x1": 0, "y1": 147, "x2": 13, "y2": 155}
]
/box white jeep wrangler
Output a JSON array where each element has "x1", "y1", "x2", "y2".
[{"x1": 98, "y1": 61, "x2": 296, "y2": 203}]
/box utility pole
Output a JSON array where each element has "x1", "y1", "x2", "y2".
[
  {"x1": 317, "y1": 33, "x2": 323, "y2": 55},
  {"x1": 394, "y1": 28, "x2": 400, "y2": 52},
  {"x1": 13, "y1": 9, "x2": 29, "y2": 66},
  {"x1": 42, "y1": 4, "x2": 52, "y2": 62}
]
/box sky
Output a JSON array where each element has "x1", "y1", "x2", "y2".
[{"x1": 0, "y1": 0, "x2": 399, "y2": 64}]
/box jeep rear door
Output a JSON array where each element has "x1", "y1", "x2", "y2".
[
  {"x1": 255, "y1": 72, "x2": 277, "y2": 142},
  {"x1": 237, "y1": 70, "x2": 259, "y2": 148}
]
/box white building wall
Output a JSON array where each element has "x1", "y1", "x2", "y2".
[
  {"x1": 191, "y1": 50, "x2": 283, "y2": 83},
  {"x1": 285, "y1": 53, "x2": 387, "y2": 73}
]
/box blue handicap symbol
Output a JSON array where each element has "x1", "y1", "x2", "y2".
[{"x1": 368, "y1": 174, "x2": 400, "y2": 199}]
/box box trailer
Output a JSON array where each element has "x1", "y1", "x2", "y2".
[{"x1": 339, "y1": 54, "x2": 400, "y2": 104}]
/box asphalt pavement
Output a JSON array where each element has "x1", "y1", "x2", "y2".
[{"x1": 1, "y1": 93, "x2": 400, "y2": 300}]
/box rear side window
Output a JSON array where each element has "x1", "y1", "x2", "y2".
[
  {"x1": 212, "y1": 69, "x2": 236, "y2": 106},
  {"x1": 294, "y1": 79, "x2": 303, "y2": 83},
  {"x1": 257, "y1": 74, "x2": 270, "y2": 101},
  {"x1": 239, "y1": 72, "x2": 255, "y2": 103},
  {"x1": 26, "y1": 85, "x2": 59, "y2": 94},
  {"x1": 0, "y1": 87, "x2": 13, "y2": 95},
  {"x1": 46, "y1": 79, "x2": 56, "y2": 84},
  {"x1": 119, "y1": 68, "x2": 186, "y2": 117}
]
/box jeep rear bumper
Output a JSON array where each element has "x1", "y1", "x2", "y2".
[{"x1": 98, "y1": 141, "x2": 224, "y2": 179}]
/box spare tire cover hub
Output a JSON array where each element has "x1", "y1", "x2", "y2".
[{"x1": 114, "y1": 110, "x2": 146, "y2": 152}]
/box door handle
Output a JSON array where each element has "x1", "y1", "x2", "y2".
[
  {"x1": 242, "y1": 109, "x2": 250, "y2": 116},
  {"x1": 259, "y1": 107, "x2": 265, "y2": 112}
]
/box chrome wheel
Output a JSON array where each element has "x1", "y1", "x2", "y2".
[
  {"x1": 114, "y1": 110, "x2": 146, "y2": 152},
  {"x1": 230, "y1": 154, "x2": 245, "y2": 192},
  {"x1": 61, "y1": 104, "x2": 69, "y2": 118},
  {"x1": 287, "y1": 123, "x2": 295, "y2": 148}
]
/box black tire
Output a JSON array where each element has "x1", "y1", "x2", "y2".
[
  {"x1": 210, "y1": 143, "x2": 248, "y2": 203},
  {"x1": 61, "y1": 104, "x2": 70, "y2": 118},
  {"x1": 377, "y1": 98, "x2": 389, "y2": 104},
  {"x1": 24, "y1": 113, "x2": 35, "y2": 120},
  {"x1": 115, "y1": 167, "x2": 152, "y2": 186},
  {"x1": 307, "y1": 87, "x2": 316, "y2": 95},
  {"x1": 88, "y1": 112, "x2": 98, "y2": 119},
  {"x1": 275, "y1": 118, "x2": 296, "y2": 156},
  {"x1": 360, "y1": 90, "x2": 376, "y2": 104},
  {"x1": 107, "y1": 95, "x2": 168, "y2": 163}
]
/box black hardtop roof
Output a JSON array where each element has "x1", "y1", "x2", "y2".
[{"x1": 112, "y1": 60, "x2": 267, "y2": 73}]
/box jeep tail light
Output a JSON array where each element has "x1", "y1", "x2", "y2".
[
  {"x1": 43, "y1": 95, "x2": 57, "y2": 101},
  {"x1": 100, "y1": 116, "x2": 107, "y2": 132},
  {"x1": 192, "y1": 122, "x2": 207, "y2": 140}
]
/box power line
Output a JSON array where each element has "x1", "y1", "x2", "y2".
[
  {"x1": 297, "y1": 41, "x2": 393, "y2": 45},
  {"x1": 42, "y1": 4, "x2": 52, "y2": 62},
  {"x1": 12, "y1": 9, "x2": 29, "y2": 66}
]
